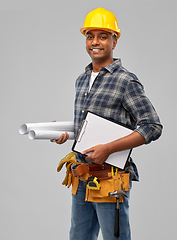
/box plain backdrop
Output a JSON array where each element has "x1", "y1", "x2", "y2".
[{"x1": 1, "y1": 0, "x2": 176, "y2": 239}]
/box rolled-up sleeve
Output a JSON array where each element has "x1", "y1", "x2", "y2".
[{"x1": 122, "y1": 79, "x2": 163, "y2": 144}]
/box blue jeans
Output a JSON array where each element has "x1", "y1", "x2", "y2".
[{"x1": 70, "y1": 180, "x2": 132, "y2": 240}]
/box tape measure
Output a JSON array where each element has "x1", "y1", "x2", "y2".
[
  {"x1": 86, "y1": 176, "x2": 101, "y2": 190},
  {"x1": 111, "y1": 166, "x2": 118, "y2": 176}
]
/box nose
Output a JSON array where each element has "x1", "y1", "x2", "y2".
[{"x1": 92, "y1": 36, "x2": 100, "y2": 46}]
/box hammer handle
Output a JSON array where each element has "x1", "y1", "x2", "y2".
[{"x1": 114, "y1": 208, "x2": 120, "y2": 238}]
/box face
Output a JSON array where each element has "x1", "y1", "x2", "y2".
[{"x1": 85, "y1": 30, "x2": 117, "y2": 64}]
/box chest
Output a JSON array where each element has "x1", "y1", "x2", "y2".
[{"x1": 75, "y1": 74, "x2": 126, "y2": 109}]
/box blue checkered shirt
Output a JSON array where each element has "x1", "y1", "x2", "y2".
[{"x1": 74, "y1": 59, "x2": 162, "y2": 180}]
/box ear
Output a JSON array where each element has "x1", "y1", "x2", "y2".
[{"x1": 112, "y1": 38, "x2": 117, "y2": 50}]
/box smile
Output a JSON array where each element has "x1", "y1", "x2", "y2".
[{"x1": 90, "y1": 48, "x2": 103, "y2": 52}]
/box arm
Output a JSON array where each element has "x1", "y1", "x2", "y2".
[
  {"x1": 81, "y1": 131, "x2": 146, "y2": 165},
  {"x1": 122, "y1": 79, "x2": 162, "y2": 144},
  {"x1": 82, "y1": 78, "x2": 162, "y2": 164}
]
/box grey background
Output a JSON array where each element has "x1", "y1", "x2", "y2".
[{"x1": 1, "y1": 0, "x2": 176, "y2": 239}]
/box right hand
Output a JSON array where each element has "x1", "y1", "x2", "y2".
[
  {"x1": 50, "y1": 120, "x2": 69, "y2": 144},
  {"x1": 51, "y1": 132, "x2": 69, "y2": 144}
]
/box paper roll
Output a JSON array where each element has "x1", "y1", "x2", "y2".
[
  {"x1": 28, "y1": 130, "x2": 74, "y2": 140},
  {"x1": 19, "y1": 121, "x2": 74, "y2": 135}
]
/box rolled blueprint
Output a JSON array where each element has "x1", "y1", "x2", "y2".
[
  {"x1": 28, "y1": 130, "x2": 74, "y2": 140},
  {"x1": 19, "y1": 121, "x2": 74, "y2": 135}
]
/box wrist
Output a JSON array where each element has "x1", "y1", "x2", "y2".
[{"x1": 105, "y1": 142, "x2": 115, "y2": 156}]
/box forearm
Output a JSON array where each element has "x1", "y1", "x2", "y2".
[
  {"x1": 106, "y1": 131, "x2": 146, "y2": 155},
  {"x1": 82, "y1": 131, "x2": 146, "y2": 165}
]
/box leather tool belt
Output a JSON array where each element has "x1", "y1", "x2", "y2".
[{"x1": 71, "y1": 162, "x2": 126, "y2": 181}]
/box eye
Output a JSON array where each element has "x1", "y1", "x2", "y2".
[
  {"x1": 86, "y1": 35, "x2": 93, "y2": 40},
  {"x1": 100, "y1": 35, "x2": 107, "y2": 40}
]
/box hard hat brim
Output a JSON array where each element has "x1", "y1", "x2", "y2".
[{"x1": 80, "y1": 27, "x2": 121, "y2": 39}]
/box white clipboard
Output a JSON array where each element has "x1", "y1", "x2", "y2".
[{"x1": 72, "y1": 111, "x2": 134, "y2": 169}]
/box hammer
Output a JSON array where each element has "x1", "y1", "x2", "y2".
[{"x1": 109, "y1": 190, "x2": 128, "y2": 238}]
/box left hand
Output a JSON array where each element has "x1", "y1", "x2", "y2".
[{"x1": 81, "y1": 144, "x2": 111, "y2": 165}]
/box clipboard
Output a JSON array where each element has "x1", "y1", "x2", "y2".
[{"x1": 72, "y1": 111, "x2": 134, "y2": 169}]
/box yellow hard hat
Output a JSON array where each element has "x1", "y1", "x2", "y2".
[{"x1": 80, "y1": 8, "x2": 121, "y2": 39}]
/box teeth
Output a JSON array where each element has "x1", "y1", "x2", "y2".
[{"x1": 92, "y1": 49, "x2": 101, "y2": 52}]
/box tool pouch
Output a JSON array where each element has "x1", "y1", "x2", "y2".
[
  {"x1": 71, "y1": 163, "x2": 89, "y2": 181},
  {"x1": 70, "y1": 161, "x2": 130, "y2": 203},
  {"x1": 57, "y1": 153, "x2": 130, "y2": 203},
  {"x1": 70, "y1": 172, "x2": 80, "y2": 195},
  {"x1": 85, "y1": 171, "x2": 130, "y2": 203}
]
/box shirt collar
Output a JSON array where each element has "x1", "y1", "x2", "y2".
[
  {"x1": 85, "y1": 58, "x2": 122, "y2": 75},
  {"x1": 105, "y1": 58, "x2": 122, "y2": 73}
]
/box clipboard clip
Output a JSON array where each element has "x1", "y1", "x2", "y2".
[{"x1": 76, "y1": 120, "x2": 88, "y2": 142}]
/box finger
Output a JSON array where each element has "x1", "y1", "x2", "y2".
[
  {"x1": 85, "y1": 154, "x2": 93, "y2": 161},
  {"x1": 56, "y1": 134, "x2": 65, "y2": 144},
  {"x1": 62, "y1": 132, "x2": 69, "y2": 143},
  {"x1": 56, "y1": 132, "x2": 69, "y2": 144},
  {"x1": 81, "y1": 147, "x2": 93, "y2": 155}
]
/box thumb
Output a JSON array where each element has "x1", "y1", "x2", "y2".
[{"x1": 81, "y1": 147, "x2": 93, "y2": 155}]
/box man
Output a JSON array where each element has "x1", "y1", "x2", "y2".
[{"x1": 54, "y1": 8, "x2": 162, "y2": 240}]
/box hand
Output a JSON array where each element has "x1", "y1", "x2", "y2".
[
  {"x1": 51, "y1": 132, "x2": 69, "y2": 144},
  {"x1": 81, "y1": 144, "x2": 111, "y2": 165},
  {"x1": 50, "y1": 120, "x2": 69, "y2": 144}
]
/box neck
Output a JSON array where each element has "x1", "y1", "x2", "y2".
[{"x1": 92, "y1": 58, "x2": 114, "y2": 72}]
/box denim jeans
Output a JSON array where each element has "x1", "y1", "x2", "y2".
[{"x1": 69, "y1": 180, "x2": 132, "y2": 240}]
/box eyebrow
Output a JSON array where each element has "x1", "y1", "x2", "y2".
[{"x1": 86, "y1": 32, "x2": 109, "y2": 36}]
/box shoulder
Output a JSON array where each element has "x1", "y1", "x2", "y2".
[
  {"x1": 75, "y1": 63, "x2": 92, "y2": 88},
  {"x1": 75, "y1": 72, "x2": 86, "y2": 88},
  {"x1": 115, "y1": 62, "x2": 138, "y2": 81},
  {"x1": 114, "y1": 61, "x2": 144, "y2": 89}
]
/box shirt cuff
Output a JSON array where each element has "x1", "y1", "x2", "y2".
[{"x1": 135, "y1": 124, "x2": 162, "y2": 144}]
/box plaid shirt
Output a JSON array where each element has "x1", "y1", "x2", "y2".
[{"x1": 74, "y1": 59, "x2": 162, "y2": 180}]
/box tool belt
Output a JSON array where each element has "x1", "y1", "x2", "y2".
[
  {"x1": 57, "y1": 152, "x2": 130, "y2": 203},
  {"x1": 71, "y1": 162, "x2": 115, "y2": 181}
]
